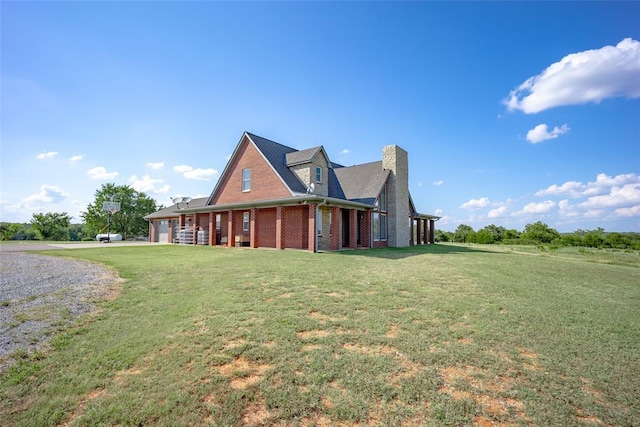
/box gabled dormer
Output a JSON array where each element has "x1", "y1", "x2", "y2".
[{"x1": 286, "y1": 146, "x2": 331, "y2": 197}]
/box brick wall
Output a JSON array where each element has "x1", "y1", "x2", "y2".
[
  {"x1": 282, "y1": 205, "x2": 309, "y2": 250},
  {"x1": 258, "y1": 208, "x2": 277, "y2": 248},
  {"x1": 213, "y1": 136, "x2": 291, "y2": 205}
]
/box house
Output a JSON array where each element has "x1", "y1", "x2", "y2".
[{"x1": 145, "y1": 132, "x2": 439, "y2": 252}]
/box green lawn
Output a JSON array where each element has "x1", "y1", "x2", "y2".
[{"x1": 1, "y1": 244, "x2": 639, "y2": 426}]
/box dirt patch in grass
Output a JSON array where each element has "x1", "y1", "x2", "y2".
[
  {"x1": 386, "y1": 324, "x2": 400, "y2": 338},
  {"x1": 218, "y1": 356, "x2": 272, "y2": 390},
  {"x1": 297, "y1": 330, "x2": 330, "y2": 339},
  {"x1": 517, "y1": 347, "x2": 543, "y2": 372},
  {"x1": 438, "y1": 364, "x2": 528, "y2": 422},
  {"x1": 308, "y1": 310, "x2": 346, "y2": 323},
  {"x1": 242, "y1": 400, "x2": 273, "y2": 426}
]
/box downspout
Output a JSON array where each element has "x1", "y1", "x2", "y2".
[{"x1": 315, "y1": 198, "x2": 328, "y2": 253}]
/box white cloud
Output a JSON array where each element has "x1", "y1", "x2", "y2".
[
  {"x1": 339, "y1": 149, "x2": 350, "y2": 155},
  {"x1": 536, "y1": 173, "x2": 640, "y2": 198},
  {"x1": 488, "y1": 206, "x2": 508, "y2": 218},
  {"x1": 129, "y1": 175, "x2": 169, "y2": 195},
  {"x1": 22, "y1": 185, "x2": 69, "y2": 204},
  {"x1": 518, "y1": 200, "x2": 557, "y2": 215},
  {"x1": 461, "y1": 197, "x2": 490, "y2": 210},
  {"x1": 526, "y1": 123, "x2": 570, "y2": 144},
  {"x1": 433, "y1": 180, "x2": 444, "y2": 186},
  {"x1": 147, "y1": 161, "x2": 164, "y2": 170},
  {"x1": 580, "y1": 183, "x2": 640, "y2": 208},
  {"x1": 36, "y1": 151, "x2": 58, "y2": 159},
  {"x1": 504, "y1": 38, "x2": 640, "y2": 114},
  {"x1": 70, "y1": 155, "x2": 84, "y2": 162},
  {"x1": 87, "y1": 166, "x2": 119, "y2": 180},
  {"x1": 174, "y1": 165, "x2": 218, "y2": 181},
  {"x1": 615, "y1": 205, "x2": 640, "y2": 217}
]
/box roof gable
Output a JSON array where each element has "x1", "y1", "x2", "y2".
[{"x1": 207, "y1": 133, "x2": 292, "y2": 205}]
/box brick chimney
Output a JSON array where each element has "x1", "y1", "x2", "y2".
[{"x1": 382, "y1": 145, "x2": 410, "y2": 247}]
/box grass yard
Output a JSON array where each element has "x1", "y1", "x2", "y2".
[{"x1": 1, "y1": 244, "x2": 639, "y2": 426}]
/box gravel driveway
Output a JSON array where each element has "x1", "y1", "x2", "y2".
[{"x1": 0, "y1": 252, "x2": 121, "y2": 372}]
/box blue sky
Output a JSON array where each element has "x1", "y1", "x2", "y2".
[{"x1": 1, "y1": 1, "x2": 639, "y2": 232}]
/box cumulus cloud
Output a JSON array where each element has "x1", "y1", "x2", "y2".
[
  {"x1": 580, "y1": 183, "x2": 640, "y2": 208},
  {"x1": 129, "y1": 175, "x2": 169, "y2": 194},
  {"x1": 70, "y1": 155, "x2": 84, "y2": 162},
  {"x1": 536, "y1": 173, "x2": 639, "y2": 198},
  {"x1": 87, "y1": 166, "x2": 119, "y2": 180},
  {"x1": 433, "y1": 180, "x2": 444, "y2": 186},
  {"x1": 147, "y1": 161, "x2": 164, "y2": 170},
  {"x1": 339, "y1": 149, "x2": 351, "y2": 155},
  {"x1": 519, "y1": 200, "x2": 557, "y2": 215},
  {"x1": 461, "y1": 197, "x2": 490, "y2": 210},
  {"x1": 615, "y1": 205, "x2": 640, "y2": 217},
  {"x1": 22, "y1": 185, "x2": 69, "y2": 204},
  {"x1": 526, "y1": 123, "x2": 570, "y2": 144},
  {"x1": 174, "y1": 165, "x2": 218, "y2": 181},
  {"x1": 487, "y1": 206, "x2": 508, "y2": 218},
  {"x1": 36, "y1": 151, "x2": 58, "y2": 159},
  {"x1": 504, "y1": 38, "x2": 640, "y2": 113}
]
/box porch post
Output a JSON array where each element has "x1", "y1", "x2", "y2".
[
  {"x1": 308, "y1": 204, "x2": 317, "y2": 252},
  {"x1": 429, "y1": 219, "x2": 435, "y2": 244},
  {"x1": 250, "y1": 208, "x2": 259, "y2": 248},
  {"x1": 208, "y1": 212, "x2": 214, "y2": 246},
  {"x1": 330, "y1": 206, "x2": 340, "y2": 250},
  {"x1": 149, "y1": 221, "x2": 155, "y2": 243},
  {"x1": 423, "y1": 219, "x2": 428, "y2": 245},
  {"x1": 227, "y1": 210, "x2": 235, "y2": 247},
  {"x1": 276, "y1": 206, "x2": 284, "y2": 250},
  {"x1": 416, "y1": 219, "x2": 422, "y2": 245},
  {"x1": 349, "y1": 209, "x2": 357, "y2": 249},
  {"x1": 168, "y1": 220, "x2": 173, "y2": 244}
]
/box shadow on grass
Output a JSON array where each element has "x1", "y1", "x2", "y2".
[{"x1": 335, "y1": 243, "x2": 500, "y2": 259}]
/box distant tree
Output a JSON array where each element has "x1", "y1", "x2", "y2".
[
  {"x1": 605, "y1": 232, "x2": 630, "y2": 249},
  {"x1": 30, "y1": 212, "x2": 72, "y2": 241},
  {"x1": 0, "y1": 223, "x2": 23, "y2": 240},
  {"x1": 454, "y1": 224, "x2": 476, "y2": 243},
  {"x1": 476, "y1": 224, "x2": 507, "y2": 244},
  {"x1": 502, "y1": 228, "x2": 520, "y2": 240},
  {"x1": 435, "y1": 229, "x2": 453, "y2": 242},
  {"x1": 521, "y1": 221, "x2": 560, "y2": 244},
  {"x1": 582, "y1": 228, "x2": 606, "y2": 248},
  {"x1": 81, "y1": 183, "x2": 159, "y2": 240}
]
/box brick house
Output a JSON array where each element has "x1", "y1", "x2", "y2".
[{"x1": 145, "y1": 132, "x2": 439, "y2": 252}]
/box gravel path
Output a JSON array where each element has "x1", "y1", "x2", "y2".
[{"x1": 0, "y1": 252, "x2": 121, "y2": 372}]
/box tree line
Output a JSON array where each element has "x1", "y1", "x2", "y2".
[
  {"x1": 435, "y1": 221, "x2": 640, "y2": 250},
  {"x1": 0, "y1": 184, "x2": 161, "y2": 241}
]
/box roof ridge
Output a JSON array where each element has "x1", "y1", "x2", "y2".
[{"x1": 245, "y1": 132, "x2": 298, "y2": 152}]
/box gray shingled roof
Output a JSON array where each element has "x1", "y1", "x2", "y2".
[
  {"x1": 285, "y1": 146, "x2": 323, "y2": 166},
  {"x1": 333, "y1": 161, "x2": 390, "y2": 205},
  {"x1": 246, "y1": 133, "x2": 308, "y2": 194},
  {"x1": 144, "y1": 197, "x2": 209, "y2": 219}
]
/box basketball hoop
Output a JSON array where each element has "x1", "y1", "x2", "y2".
[{"x1": 102, "y1": 201, "x2": 121, "y2": 243}]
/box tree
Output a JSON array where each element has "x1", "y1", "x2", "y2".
[
  {"x1": 81, "y1": 183, "x2": 159, "y2": 240},
  {"x1": 435, "y1": 229, "x2": 453, "y2": 242},
  {"x1": 453, "y1": 224, "x2": 476, "y2": 243},
  {"x1": 30, "y1": 212, "x2": 72, "y2": 241},
  {"x1": 0, "y1": 223, "x2": 23, "y2": 240},
  {"x1": 476, "y1": 224, "x2": 507, "y2": 244},
  {"x1": 521, "y1": 221, "x2": 560, "y2": 244}
]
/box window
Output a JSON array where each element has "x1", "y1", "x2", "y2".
[
  {"x1": 243, "y1": 212, "x2": 250, "y2": 231},
  {"x1": 372, "y1": 212, "x2": 387, "y2": 242},
  {"x1": 242, "y1": 168, "x2": 251, "y2": 192},
  {"x1": 216, "y1": 214, "x2": 221, "y2": 231},
  {"x1": 379, "y1": 184, "x2": 387, "y2": 211},
  {"x1": 317, "y1": 209, "x2": 323, "y2": 236},
  {"x1": 315, "y1": 166, "x2": 322, "y2": 183}
]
